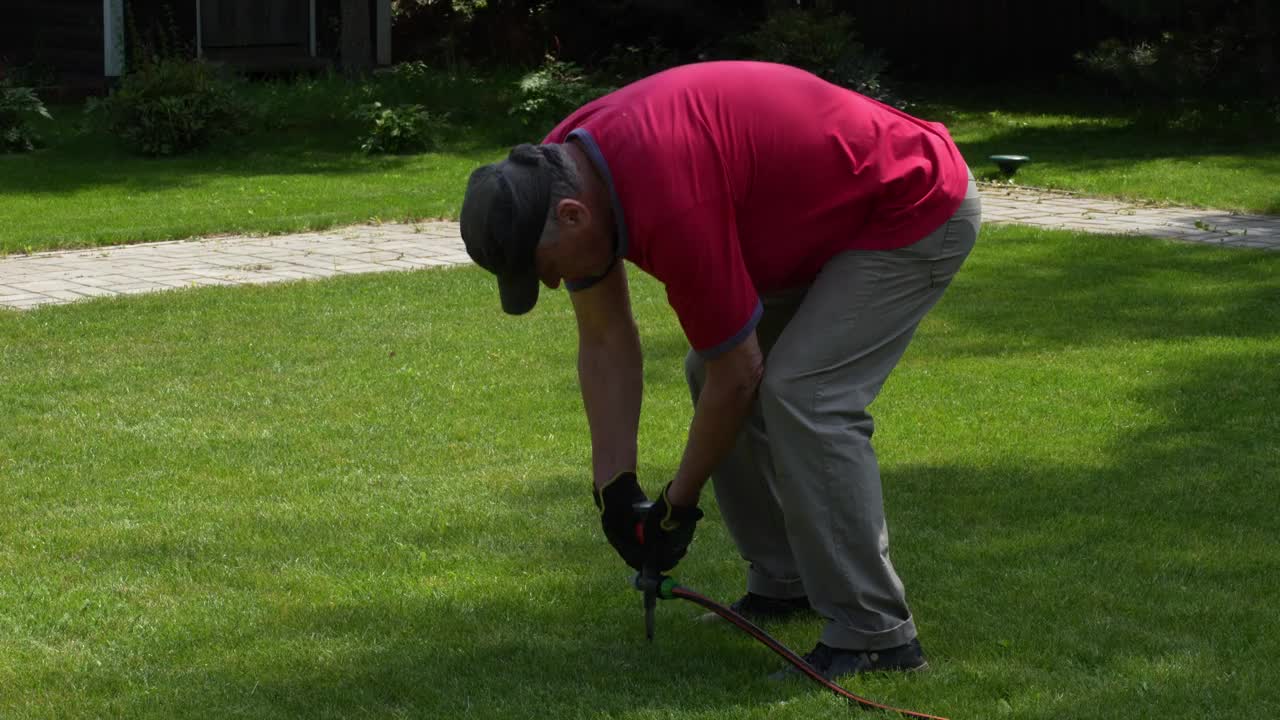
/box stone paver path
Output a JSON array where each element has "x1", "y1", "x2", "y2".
[
  {"x1": 2, "y1": 185, "x2": 1277, "y2": 311},
  {"x1": 0, "y1": 222, "x2": 469, "y2": 311},
  {"x1": 980, "y1": 185, "x2": 1280, "y2": 250}
]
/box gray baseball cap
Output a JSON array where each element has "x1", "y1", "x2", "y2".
[{"x1": 460, "y1": 144, "x2": 560, "y2": 315}]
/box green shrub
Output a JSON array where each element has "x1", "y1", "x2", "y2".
[
  {"x1": 739, "y1": 7, "x2": 904, "y2": 108},
  {"x1": 1077, "y1": 31, "x2": 1275, "y2": 103},
  {"x1": 353, "y1": 101, "x2": 449, "y2": 154},
  {"x1": 0, "y1": 84, "x2": 51, "y2": 153},
  {"x1": 510, "y1": 56, "x2": 613, "y2": 131},
  {"x1": 1078, "y1": 32, "x2": 1279, "y2": 137},
  {"x1": 388, "y1": 59, "x2": 433, "y2": 84},
  {"x1": 101, "y1": 57, "x2": 245, "y2": 156}
]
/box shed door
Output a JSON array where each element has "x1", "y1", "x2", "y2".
[{"x1": 201, "y1": 0, "x2": 308, "y2": 48}]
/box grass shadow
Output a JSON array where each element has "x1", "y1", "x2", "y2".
[{"x1": 0, "y1": 116, "x2": 519, "y2": 197}]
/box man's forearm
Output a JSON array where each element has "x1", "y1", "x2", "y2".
[
  {"x1": 667, "y1": 365, "x2": 759, "y2": 506},
  {"x1": 579, "y1": 327, "x2": 643, "y2": 489}
]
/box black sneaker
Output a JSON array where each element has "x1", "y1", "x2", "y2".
[
  {"x1": 701, "y1": 592, "x2": 811, "y2": 624},
  {"x1": 769, "y1": 638, "x2": 928, "y2": 681}
]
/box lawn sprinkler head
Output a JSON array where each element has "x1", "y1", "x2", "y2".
[{"x1": 990, "y1": 154, "x2": 1031, "y2": 177}]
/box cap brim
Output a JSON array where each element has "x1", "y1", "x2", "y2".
[{"x1": 498, "y1": 264, "x2": 540, "y2": 315}]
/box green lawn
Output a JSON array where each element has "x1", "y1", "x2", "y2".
[
  {"x1": 918, "y1": 93, "x2": 1280, "y2": 214},
  {"x1": 2, "y1": 226, "x2": 1277, "y2": 719},
  {"x1": 0, "y1": 109, "x2": 510, "y2": 256},
  {"x1": 0, "y1": 70, "x2": 527, "y2": 256}
]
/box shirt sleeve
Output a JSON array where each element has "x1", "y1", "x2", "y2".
[{"x1": 648, "y1": 199, "x2": 762, "y2": 359}]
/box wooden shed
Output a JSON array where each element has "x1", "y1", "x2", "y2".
[{"x1": 0, "y1": 0, "x2": 392, "y2": 92}]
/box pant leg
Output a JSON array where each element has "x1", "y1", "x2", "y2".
[
  {"x1": 760, "y1": 179, "x2": 981, "y2": 650},
  {"x1": 684, "y1": 288, "x2": 808, "y2": 598}
]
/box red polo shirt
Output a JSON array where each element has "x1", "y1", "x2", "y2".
[{"x1": 543, "y1": 61, "x2": 969, "y2": 357}]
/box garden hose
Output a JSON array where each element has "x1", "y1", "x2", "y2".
[{"x1": 632, "y1": 573, "x2": 950, "y2": 720}]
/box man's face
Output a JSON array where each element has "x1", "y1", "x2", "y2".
[{"x1": 534, "y1": 198, "x2": 612, "y2": 289}]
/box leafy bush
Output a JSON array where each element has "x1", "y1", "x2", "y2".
[
  {"x1": 353, "y1": 101, "x2": 449, "y2": 154},
  {"x1": 1087, "y1": 0, "x2": 1277, "y2": 98},
  {"x1": 510, "y1": 56, "x2": 613, "y2": 130},
  {"x1": 738, "y1": 7, "x2": 904, "y2": 108},
  {"x1": 388, "y1": 59, "x2": 433, "y2": 84},
  {"x1": 0, "y1": 84, "x2": 51, "y2": 153},
  {"x1": 100, "y1": 58, "x2": 245, "y2": 156},
  {"x1": 1077, "y1": 28, "x2": 1279, "y2": 137},
  {"x1": 1075, "y1": 33, "x2": 1230, "y2": 98}
]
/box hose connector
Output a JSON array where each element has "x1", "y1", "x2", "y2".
[{"x1": 631, "y1": 572, "x2": 678, "y2": 600}]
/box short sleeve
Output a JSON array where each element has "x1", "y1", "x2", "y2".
[{"x1": 649, "y1": 200, "x2": 762, "y2": 359}]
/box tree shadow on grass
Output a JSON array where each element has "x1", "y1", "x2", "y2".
[
  {"x1": 91, "y1": 472, "x2": 845, "y2": 720},
  {"x1": 909, "y1": 93, "x2": 1280, "y2": 214},
  {"x1": 963, "y1": 125, "x2": 1280, "y2": 213},
  {"x1": 106, "y1": 342, "x2": 1276, "y2": 719},
  {"x1": 0, "y1": 112, "x2": 523, "y2": 198},
  {"x1": 47, "y1": 232, "x2": 1278, "y2": 719},
  {"x1": 883, "y1": 340, "x2": 1280, "y2": 718}
]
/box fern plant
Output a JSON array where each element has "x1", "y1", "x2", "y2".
[
  {"x1": 510, "y1": 57, "x2": 613, "y2": 130},
  {"x1": 353, "y1": 102, "x2": 449, "y2": 154},
  {"x1": 1, "y1": 85, "x2": 52, "y2": 153}
]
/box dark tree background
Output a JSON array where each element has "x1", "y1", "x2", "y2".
[{"x1": 390, "y1": 0, "x2": 1277, "y2": 97}]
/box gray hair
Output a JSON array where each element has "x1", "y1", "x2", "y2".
[{"x1": 538, "y1": 143, "x2": 583, "y2": 246}]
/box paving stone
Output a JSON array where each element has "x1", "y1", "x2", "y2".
[
  {"x1": 331, "y1": 262, "x2": 388, "y2": 273},
  {"x1": 350, "y1": 250, "x2": 409, "y2": 262},
  {"x1": 0, "y1": 292, "x2": 43, "y2": 302},
  {"x1": 9, "y1": 279, "x2": 90, "y2": 293},
  {"x1": 377, "y1": 259, "x2": 428, "y2": 270},
  {"x1": 266, "y1": 269, "x2": 328, "y2": 280},
  {"x1": 1221, "y1": 239, "x2": 1279, "y2": 249},
  {"x1": 75, "y1": 274, "x2": 144, "y2": 287},
  {"x1": 2, "y1": 298, "x2": 48, "y2": 309},
  {"x1": 46, "y1": 289, "x2": 96, "y2": 301}
]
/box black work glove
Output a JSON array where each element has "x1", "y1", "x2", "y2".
[
  {"x1": 592, "y1": 472, "x2": 649, "y2": 571},
  {"x1": 642, "y1": 481, "x2": 704, "y2": 573}
]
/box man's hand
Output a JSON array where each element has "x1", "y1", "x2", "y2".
[
  {"x1": 643, "y1": 482, "x2": 704, "y2": 573},
  {"x1": 593, "y1": 472, "x2": 649, "y2": 570}
]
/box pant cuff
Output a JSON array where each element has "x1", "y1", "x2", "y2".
[
  {"x1": 746, "y1": 566, "x2": 806, "y2": 599},
  {"x1": 820, "y1": 616, "x2": 917, "y2": 651}
]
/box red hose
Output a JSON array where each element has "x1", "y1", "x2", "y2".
[{"x1": 671, "y1": 586, "x2": 950, "y2": 720}]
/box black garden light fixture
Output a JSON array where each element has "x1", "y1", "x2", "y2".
[{"x1": 990, "y1": 154, "x2": 1031, "y2": 177}]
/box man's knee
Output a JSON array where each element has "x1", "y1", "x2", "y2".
[
  {"x1": 759, "y1": 363, "x2": 805, "y2": 419},
  {"x1": 760, "y1": 363, "x2": 876, "y2": 438}
]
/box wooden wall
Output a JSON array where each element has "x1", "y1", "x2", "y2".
[{"x1": 0, "y1": 0, "x2": 103, "y2": 84}]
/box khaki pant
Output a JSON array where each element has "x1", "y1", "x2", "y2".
[{"x1": 685, "y1": 176, "x2": 980, "y2": 650}]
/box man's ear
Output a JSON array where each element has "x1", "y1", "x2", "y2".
[{"x1": 555, "y1": 198, "x2": 590, "y2": 228}]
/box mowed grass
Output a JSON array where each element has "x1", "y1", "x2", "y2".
[
  {"x1": 0, "y1": 70, "x2": 525, "y2": 255},
  {"x1": 917, "y1": 94, "x2": 1280, "y2": 214},
  {"x1": 0, "y1": 121, "x2": 499, "y2": 254},
  {"x1": 2, "y1": 226, "x2": 1278, "y2": 719},
  {"x1": 0, "y1": 111, "x2": 514, "y2": 256}
]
